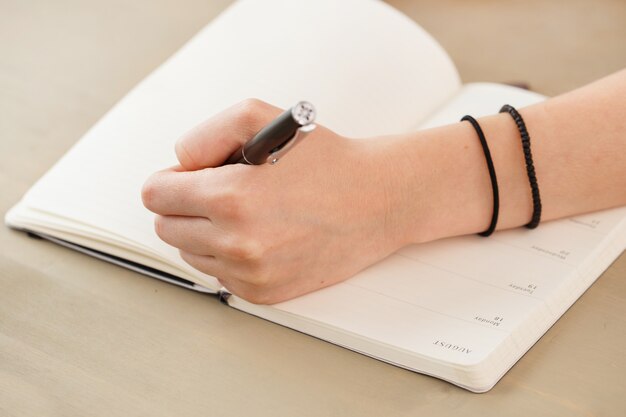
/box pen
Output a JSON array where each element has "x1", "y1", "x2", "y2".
[{"x1": 223, "y1": 101, "x2": 316, "y2": 165}]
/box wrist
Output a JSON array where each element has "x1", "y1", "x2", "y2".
[
  {"x1": 362, "y1": 121, "x2": 505, "y2": 246},
  {"x1": 350, "y1": 132, "x2": 465, "y2": 248},
  {"x1": 402, "y1": 122, "x2": 495, "y2": 242}
]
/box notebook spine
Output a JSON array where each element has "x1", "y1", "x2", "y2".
[{"x1": 218, "y1": 289, "x2": 232, "y2": 304}]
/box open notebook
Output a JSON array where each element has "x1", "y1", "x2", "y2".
[{"x1": 6, "y1": 0, "x2": 625, "y2": 392}]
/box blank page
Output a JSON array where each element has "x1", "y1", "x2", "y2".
[{"x1": 8, "y1": 0, "x2": 460, "y2": 286}]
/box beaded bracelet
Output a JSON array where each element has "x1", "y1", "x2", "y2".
[
  {"x1": 461, "y1": 115, "x2": 499, "y2": 237},
  {"x1": 499, "y1": 104, "x2": 542, "y2": 229}
]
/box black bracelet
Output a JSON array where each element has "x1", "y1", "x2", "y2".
[
  {"x1": 461, "y1": 115, "x2": 499, "y2": 237},
  {"x1": 499, "y1": 104, "x2": 542, "y2": 229}
]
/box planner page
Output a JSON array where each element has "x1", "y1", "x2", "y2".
[
  {"x1": 7, "y1": 0, "x2": 460, "y2": 286},
  {"x1": 226, "y1": 84, "x2": 626, "y2": 391},
  {"x1": 228, "y1": 204, "x2": 626, "y2": 391}
]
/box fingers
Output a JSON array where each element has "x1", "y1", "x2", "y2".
[
  {"x1": 175, "y1": 98, "x2": 283, "y2": 170},
  {"x1": 180, "y1": 249, "x2": 316, "y2": 305},
  {"x1": 179, "y1": 250, "x2": 282, "y2": 304},
  {"x1": 178, "y1": 250, "x2": 255, "y2": 290},
  {"x1": 154, "y1": 215, "x2": 219, "y2": 255},
  {"x1": 155, "y1": 214, "x2": 263, "y2": 261},
  {"x1": 179, "y1": 250, "x2": 228, "y2": 280},
  {"x1": 141, "y1": 167, "x2": 211, "y2": 216}
]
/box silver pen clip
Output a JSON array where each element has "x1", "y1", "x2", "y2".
[{"x1": 266, "y1": 123, "x2": 316, "y2": 164}]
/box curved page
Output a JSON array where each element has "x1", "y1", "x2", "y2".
[{"x1": 7, "y1": 0, "x2": 459, "y2": 286}]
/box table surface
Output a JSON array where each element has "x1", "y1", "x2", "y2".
[{"x1": 1, "y1": 1, "x2": 625, "y2": 416}]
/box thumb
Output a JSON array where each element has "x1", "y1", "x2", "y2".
[{"x1": 175, "y1": 99, "x2": 283, "y2": 171}]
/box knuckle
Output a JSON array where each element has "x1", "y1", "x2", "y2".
[
  {"x1": 233, "y1": 98, "x2": 266, "y2": 126},
  {"x1": 214, "y1": 187, "x2": 241, "y2": 217},
  {"x1": 244, "y1": 261, "x2": 277, "y2": 289},
  {"x1": 212, "y1": 184, "x2": 251, "y2": 221},
  {"x1": 222, "y1": 235, "x2": 264, "y2": 263},
  {"x1": 238, "y1": 97, "x2": 264, "y2": 113}
]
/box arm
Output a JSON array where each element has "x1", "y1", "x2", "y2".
[
  {"x1": 394, "y1": 69, "x2": 626, "y2": 244},
  {"x1": 142, "y1": 70, "x2": 626, "y2": 304}
]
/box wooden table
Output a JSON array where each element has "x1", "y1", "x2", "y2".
[{"x1": 1, "y1": 1, "x2": 625, "y2": 415}]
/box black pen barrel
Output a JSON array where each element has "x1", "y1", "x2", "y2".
[{"x1": 224, "y1": 107, "x2": 300, "y2": 165}]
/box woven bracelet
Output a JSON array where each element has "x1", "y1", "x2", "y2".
[{"x1": 499, "y1": 104, "x2": 542, "y2": 229}]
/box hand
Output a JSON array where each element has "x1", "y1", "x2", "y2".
[{"x1": 141, "y1": 99, "x2": 409, "y2": 304}]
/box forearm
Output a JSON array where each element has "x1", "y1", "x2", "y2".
[
  {"x1": 144, "y1": 72, "x2": 625, "y2": 303},
  {"x1": 372, "y1": 70, "x2": 626, "y2": 245}
]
